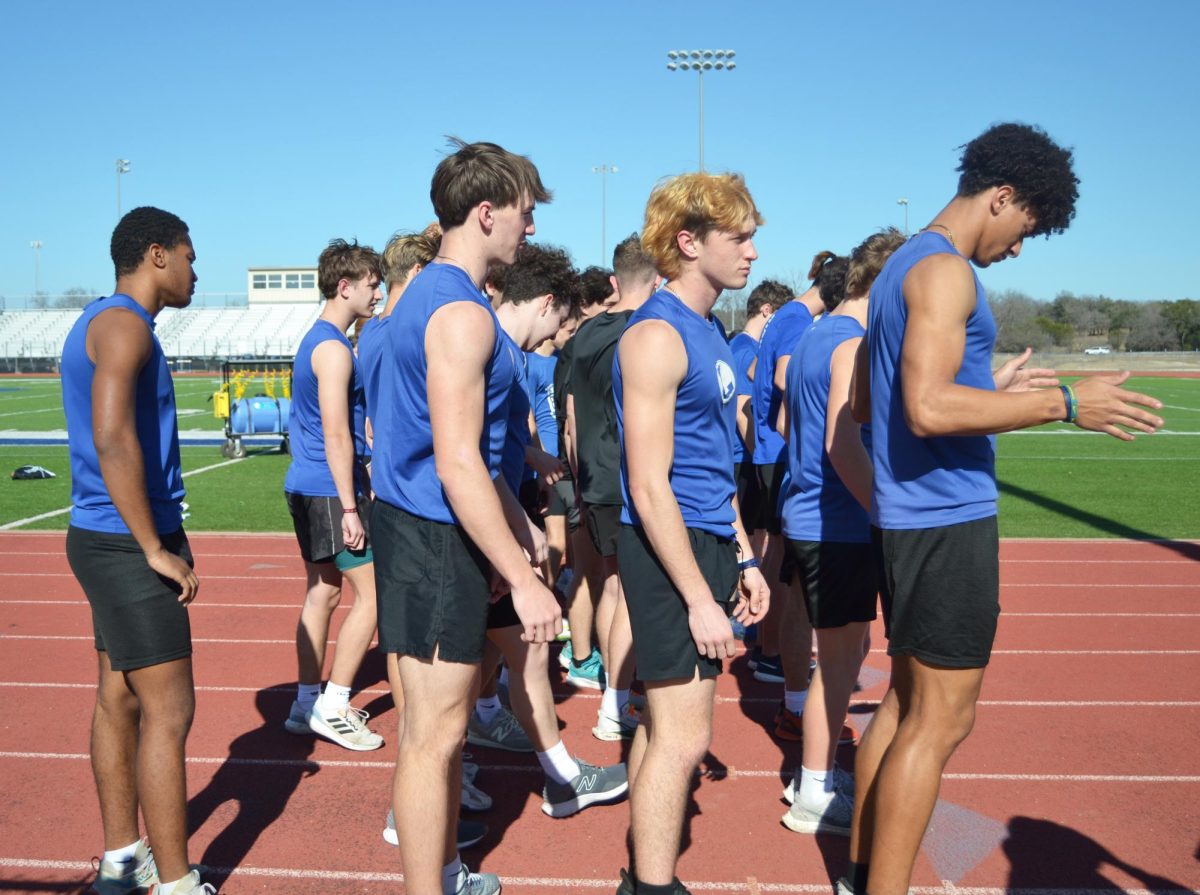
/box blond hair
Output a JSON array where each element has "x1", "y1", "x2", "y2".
[
  {"x1": 641, "y1": 173, "x2": 763, "y2": 281},
  {"x1": 845, "y1": 228, "x2": 906, "y2": 298},
  {"x1": 381, "y1": 224, "x2": 442, "y2": 289}
]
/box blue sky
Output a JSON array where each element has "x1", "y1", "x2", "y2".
[{"x1": 1, "y1": 0, "x2": 1197, "y2": 306}]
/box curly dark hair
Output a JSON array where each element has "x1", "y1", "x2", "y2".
[
  {"x1": 502, "y1": 243, "x2": 580, "y2": 314},
  {"x1": 317, "y1": 239, "x2": 381, "y2": 299},
  {"x1": 110, "y1": 207, "x2": 190, "y2": 278},
  {"x1": 956, "y1": 123, "x2": 1079, "y2": 237},
  {"x1": 808, "y1": 250, "x2": 850, "y2": 313},
  {"x1": 746, "y1": 280, "x2": 792, "y2": 317},
  {"x1": 579, "y1": 266, "x2": 615, "y2": 308}
]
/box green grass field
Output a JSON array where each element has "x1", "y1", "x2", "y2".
[{"x1": 1, "y1": 375, "x2": 1197, "y2": 538}]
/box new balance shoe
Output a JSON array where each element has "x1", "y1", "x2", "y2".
[
  {"x1": 781, "y1": 790, "x2": 854, "y2": 836},
  {"x1": 283, "y1": 699, "x2": 312, "y2": 736},
  {"x1": 783, "y1": 764, "x2": 855, "y2": 804},
  {"x1": 558, "y1": 641, "x2": 573, "y2": 671},
  {"x1": 773, "y1": 704, "x2": 856, "y2": 745},
  {"x1": 467, "y1": 706, "x2": 534, "y2": 752},
  {"x1": 752, "y1": 653, "x2": 785, "y2": 683},
  {"x1": 148, "y1": 870, "x2": 216, "y2": 894},
  {"x1": 383, "y1": 809, "x2": 487, "y2": 849},
  {"x1": 592, "y1": 703, "x2": 638, "y2": 741},
  {"x1": 450, "y1": 864, "x2": 501, "y2": 895},
  {"x1": 565, "y1": 647, "x2": 604, "y2": 690},
  {"x1": 90, "y1": 837, "x2": 158, "y2": 895},
  {"x1": 308, "y1": 700, "x2": 384, "y2": 751},
  {"x1": 542, "y1": 760, "x2": 628, "y2": 817}
]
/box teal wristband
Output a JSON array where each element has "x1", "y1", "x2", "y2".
[{"x1": 1059, "y1": 384, "x2": 1078, "y2": 423}]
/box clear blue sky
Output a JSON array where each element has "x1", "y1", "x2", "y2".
[{"x1": 2, "y1": 0, "x2": 1198, "y2": 305}]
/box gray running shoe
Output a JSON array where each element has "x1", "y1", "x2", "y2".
[
  {"x1": 282, "y1": 699, "x2": 311, "y2": 736},
  {"x1": 781, "y1": 790, "x2": 854, "y2": 836},
  {"x1": 451, "y1": 864, "x2": 501, "y2": 895},
  {"x1": 89, "y1": 837, "x2": 158, "y2": 894},
  {"x1": 467, "y1": 706, "x2": 533, "y2": 753},
  {"x1": 541, "y1": 760, "x2": 628, "y2": 817},
  {"x1": 383, "y1": 809, "x2": 487, "y2": 849}
]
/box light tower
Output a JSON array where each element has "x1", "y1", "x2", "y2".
[{"x1": 666, "y1": 49, "x2": 736, "y2": 172}]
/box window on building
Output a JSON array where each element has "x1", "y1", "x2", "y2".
[
  {"x1": 286, "y1": 274, "x2": 300, "y2": 289},
  {"x1": 252, "y1": 274, "x2": 267, "y2": 289},
  {"x1": 301, "y1": 273, "x2": 315, "y2": 289},
  {"x1": 268, "y1": 274, "x2": 282, "y2": 289}
]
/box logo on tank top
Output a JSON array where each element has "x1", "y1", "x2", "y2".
[{"x1": 715, "y1": 360, "x2": 736, "y2": 404}]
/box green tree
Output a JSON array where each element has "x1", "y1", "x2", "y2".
[{"x1": 1160, "y1": 299, "x2": 1200, "y2": 350}]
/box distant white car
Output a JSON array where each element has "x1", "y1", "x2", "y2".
[{"x1": 1083, "y1": 346, "x2": 1112, "y2": 355}]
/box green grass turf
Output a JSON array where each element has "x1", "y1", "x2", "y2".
[{"x1": 1, "y1": 376, "x2": 1196, "y2": 538}]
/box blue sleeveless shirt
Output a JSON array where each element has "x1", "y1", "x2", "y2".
[
  {"x1": 61, "y1": 295, "x2": 184, "y2": 534},
  {"x1": 500, "y1": 330, "x2": 532, "y2": 492},
  {"x1": 284, "y1": 319, "x2": 367, "y2": 498},
  {"x1": 867, "y1": 231, "x2": 998, "y2": 529},
  {"x1": 614, "y1": 289, "x2": 737, "y2": 538},
  {"x1": 728, "y1": 331, "x2": 757, "y2": 464},
  {"x1": 781, "y1": 315, "x2": 871, "y2": 543},
  {"x1": 371, "y1": 262, "x2": 516, "y2": 523},
  {"x1": 751, "y1": 301, "x2": 813, "y2": 465},
  {"x1": 356, "y1": 312, "x2": 389, "y2": 422},
  {"x1": 524, "y1": 350, "x2": 558, "y2": 457}
]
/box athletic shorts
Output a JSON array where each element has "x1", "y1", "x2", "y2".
[
  {"x1": 517, "y1": 479, "x2": 546, "y2": 532},
  {"x1": 618, "y1": 524, "x2": 739, "y2": 682},
  {"x1": 873, "y1": 515, "x2": 1000, "y2": 668},
  {"x1": 756, "y1": 459, "x2": 787, "y2": 535},
  {"x1": 585, "y1": 503, "x2": 622, "y2": 558},
  {"x1": 735, "y1": 461, "x2": 766, "y2": 533},
  {"x1": 285, "y1": 492, "x2": 372, "y2": 568},
  {"x1": 785, "y1": 539, "x2": 877, "y2": 629},
  {"x1": 66, "y1": 525, "x2": 193, "y2": 672},
  {"x1": 372, "y1": 498, "x2": 491, "y2": 664},
  {"x1": 486, "y1": 592, "x2": 522, "y2": 629},
  {"x1": 545, "y1": 478, "x2": 581, "y2": 532}
]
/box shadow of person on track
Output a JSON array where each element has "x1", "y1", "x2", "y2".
[
  {"x1": 1003, "y1": 815, "x2": 1189, "y2": 892},
  {"x1": 0, "y1": 878, "x2": 89, "y2": 893},
  {"x1": 187, "y1": 684, "x2": 319, "y2": 888},
  {"x1": 997, "y1": 481, "x2": 1200, "y2": 560}
]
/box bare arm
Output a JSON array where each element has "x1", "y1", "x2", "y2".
[
  {"x1": 849, "y1": 336, "x2": 871, "y2": 424},
  {"x1": 620, "y1": 320, "x2": 736, "y2": 660},
  {"x1": 89, "y1": 308, "x2": 198, "y2": 603},
  {"x1": 313, "y1": 339, "x2": 364, "y2": 550},
  {"x1": 825, "y1": 337, "x2": 873, "y2": 511},
  {"x1": 565, "y1": 393, "x2": 579, "y2": 479},
  {"x1": 736, "y1": 393, "x2": 754, "y2": 452},
  {"x1": 427, "y1": 302, "x2": 560, "y2": 642},
  {"x1": 496, "y1": 473, "x2": 547, "y2": 566},
  {"x1": 773, "y1": 353, "x2": 792, "y2": 438}
]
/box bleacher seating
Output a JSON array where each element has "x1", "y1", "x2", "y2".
[{"x1": 0, "y1": 303, "x2": 323, "y2": 361}]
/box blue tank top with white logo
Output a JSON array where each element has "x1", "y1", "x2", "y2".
[
  {"x1": 61, "y1": 295, "x2": 184, "y2": 534},
  {"x1": 614, "y1": 289, "x2": 737, "y2": 538},
  {"x1": 751, "y1": 301, "x2": 813, "y2": 465},
  {"x1": 781, "y1": 315, "x2": 871, "y2": 543},
  {"x1": 284, "y1": 319, "x2": 367, "y2": 498},
  {"x1": 371, "y1": 262, "x2": 515, "y2": 523},
  {"x1": 868, "y1": 231, "x2": 998, "y2": 528}
]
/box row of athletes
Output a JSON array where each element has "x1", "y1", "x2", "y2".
[{"x1": 64, "y1": 122, "x2": 1162, "y2": 895}]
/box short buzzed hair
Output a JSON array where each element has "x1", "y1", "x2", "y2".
[
  {"x1": 317, "y1": 239, "x2": 381, "y2": 300},
  {"x1": 746, "y1": 280, "x2": 791, "y2": 316},
  {"x1": 111, "y1": 207, "x2": 190, "y2": 278},
  {"x1": 430, "y1": 138, "x2": 552, "y2": 229},
  {"x1": 611, "y1": 233, "x2": 657, "y2": 287}
]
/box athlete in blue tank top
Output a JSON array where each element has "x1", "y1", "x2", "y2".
[
  {"x1": 356, "y1": 313, "x2": 389, "y2": 423},
  {"x1": 524, "y1": 348, "x2": 559, "y2": 461},
  {"x1": 841, "y1": 124, "x2": 1161, "y2": 895},
  {"x1": 750, "y1": 300, "x2": 813, "y2": 465},
  {"x1": 727, "y1": 330, "x2": 756, "y2": 464}
]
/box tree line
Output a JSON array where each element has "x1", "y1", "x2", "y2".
[{"x1": 989, "y1": 291, "x2": 1199, "y2": 352}]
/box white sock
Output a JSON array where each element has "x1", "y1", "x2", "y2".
[
  {"x1": 102, "y1": 840, "x2": 140, "y2": 867},
  {"x1": 322, "y1": 682, "x2": 352, "y2": 712},
  {"x1": 475, "y1": 695, "x2": 501, "y2": 724},
  {"x1": 537, "y1": 739, "x2": 582, "y2": 785},
  {"x1": 799, "y1": 765, "x2": 834, "y2": 809},
  {"x1": 442, "y1": 856, "x2": 463, "y2": 895},
  {"x1": 784, "y1": 689, "x2": 808, "y2": 716},
  {"x1": 601, "y1": 686, "x2": 629, "y2": 719},
  {"x1": 156, "y1": 872, "x2": 196, "y2": 895},
  {"x1": 296, "y1": 683, "x2": 321, "y2": 711}
]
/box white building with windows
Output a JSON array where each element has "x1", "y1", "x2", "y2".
[{"x1": 247, "y1": 267, "x2": 320, "y2": 304}]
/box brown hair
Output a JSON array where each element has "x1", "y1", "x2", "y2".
[
  {"x1": 845, "y1": 228, "x2": 906, "y2": 300},
  {"x1": 317, "y1": 239, "x2": 381, "y2": 300},
  {"x1": 642, "y1": 173, "x2": 763, "y2": 281},
  {"x1": 611, "y1": 232, "x2": 656, "y2": 286},
  {"x1": 807, "y1": 250, "x2": 850, "y2": 313},
  {"x1": 430, "y1": 138, "x2": 552, "y2": 228},
  {"x1": 381, "y1": 224, "x2": 442, "y2": 289}
]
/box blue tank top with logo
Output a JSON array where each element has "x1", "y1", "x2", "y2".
[
  {"x1": 751, "y1": 301, "x2": 813, "y2": 465},
  {"x1": 867, "y1": 230, "x2": 998, "y2": 529},
  {"x1": 61, "y1": 295, "x2": 184, "y2": 534},
  {"x1": 284, "y1": 319, "x2": 367, "y2": 498},
  {"x1": 781, "y1": 315, "x2": 871, "y2": 543},
  {"x1": 524, "y1": 350, "x2": 558, "y2": 457},
  {"x1": 371, "y1": 262, "x2": 516, "y2": 523},
  {"x1": 614, "y1": 289, "x2": 737, "y2": 538}
]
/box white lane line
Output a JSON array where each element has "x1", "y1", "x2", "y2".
[{"x1": 0, "y1": 456, "x2": 248, "y2": 531}]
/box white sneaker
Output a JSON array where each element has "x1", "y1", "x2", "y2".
[
  {"x1": 149, "y1": 870, "x2": 217, "y2": 894},
  {"x1": 783, "y1": 764, "x2": 855, "y2": 804},
  {"x1": 90, "y1": 836, "x2": 158, "y2": 894},
  {"x1": 781, "y1": 790, "x2": 854, "y2": 836},
  {"x1": 592, "y1": 703, "x2": 638, "y2": 741},
  {"x1": 308, "y1": 699, "x2": 384, "y2": 751}
]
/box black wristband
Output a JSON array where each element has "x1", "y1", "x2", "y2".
[{"x1": 737, "y1": 557, "x2": 760, "y2": 571}]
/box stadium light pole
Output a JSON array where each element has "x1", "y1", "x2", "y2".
[
  {"x1": 116, "y1": 158, "x2": 130, "y2": 218},
  {"x1": 592, "y1": 164, "x2": 618, "y2": 265},
  {"x1": 666, "y1": 49, "x2": 736, "y2": 172},
  {"x1": 897, "y1": 197, "x2": 910, "y2": 235},
  {"x1": 30, "y1": 240, "x2": 43, "y2": 297}
]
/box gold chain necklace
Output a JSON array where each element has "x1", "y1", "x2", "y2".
[{"x1": 922, "y1": 222, "x2": 958, "y2": 250}]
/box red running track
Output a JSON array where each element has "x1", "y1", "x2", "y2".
[{"x1": 0, "y1": 532, "x2": 1196, "y2": 894}]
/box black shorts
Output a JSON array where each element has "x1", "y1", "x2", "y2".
[
  {"x1": 545, "y1": 478, "x2": 581, "y2": 532},
  {"x1": 873, "y1": 516, "x2": 1000, "y2": 669},
  {"x1": 735, "y1": 461, "x2": 766, "y2": 532},
  {"x1": 372, "y1": 499, "x2": 491, "y2": 664},
  {"x1": 618, "y1": 524, "x2": 738, "y2": 682},
  {"x1": 66, "y1": 525, "x2": 193, "y2": 672},
  {"x1": 486, "y1": 593, "x2": 521, "y2": 629},
  {"x1": 517, "y1": 478, "x2": 546, "y2": 532},
  {"x1": 756, "y1": 459, "x2": 787, "y2": 535},
  {"x1": 786, "y1": 539, "x2": 877, "y2": 629},
  {"x1": 585, "y1": 503, "x2": 622, "y2": 558},
  {"x1": 285, "y1": 492, "x2": 372, "y2": 565}
]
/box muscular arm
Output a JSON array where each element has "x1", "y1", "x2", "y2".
[
  {"x1": 89, "y1": 308, "x2": 197, "y2": 601},
  {"x1": 826, "y1": 337, "x2": 873, "y2": 511},
  {"x1": 849, "y1": 336, "x2": 871, "y2": 424},
  {"x1": 313, "y1": 339, "x2": 363, "y2": 549},
  {"x1": 427, "y1": 302, "x2": 559, "y2": 641}
]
